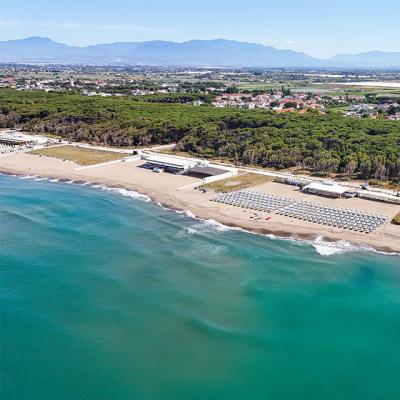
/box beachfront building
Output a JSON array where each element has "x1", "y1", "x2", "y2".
[
  {"x1": 141, "y1": 154, "x2": 198, "y2": 173},
  {"x1": 141, "y1": 153, "x2": 237, "y2": 182},
  {"x1": 0, "y1": 130, "x2": 50, "y2": 155},
  {"x1": 358, "y1": 190, "x2": 400, "y2": 205},
  {"x1": 185, "y1": 166, "x2": 229, "y2": 179},
  {"x1": 0, "y1": 130, "x2": 48, "y2": 146},
  {"x1": 302, "y1": 182, "x2": 348, "y2": 198}
]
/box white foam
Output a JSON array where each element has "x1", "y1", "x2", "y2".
[
  {"x1": 186, "y1": 218, "x2": 244, "y2": 236},
  {"x1": 203, "y1": 218, "x2": 237, "y2": 232},
  {"x1": 309, "y1": 236, "x2": 399, "y2": 257},
  {"x1": 184, "y1": 219, "x2": 399, "y2": 257},
  {"x1": 6, "y1": 173, "x2": 398, "y2": 257},
  {"x1": 186, "y1": 221, "x2": 226, "y2": 236},
  {"x1": 92, "y1": 185, "x2": 151, "y2": 203},
  {"x1": 182, "y1": 210, "x2": 197, "y2": 219},
  {"x1": 311, "y1": 236, "x2": 363, "y2": 256}
]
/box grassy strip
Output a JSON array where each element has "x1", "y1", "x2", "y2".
[
  {"x1": 201, "y1": 172, "x2": 272, "y2": 193},
  {"x1": 30, "y1": 145, "x2": 126, "y2": 166}
]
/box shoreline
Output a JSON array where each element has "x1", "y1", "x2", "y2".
[{"x1": 1, "y1": 158, "x2": 399, "y2": 256}]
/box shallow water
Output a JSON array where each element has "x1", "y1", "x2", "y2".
[{"x1": 1, "y1": 174, "x2": 400, "y2": 400}]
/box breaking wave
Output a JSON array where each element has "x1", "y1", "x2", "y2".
[
  {"x1": 4, "y1": 172, "x2": 398, "y2": 257},
  {"x1": 310, "y1": 236, "x2": 398, "y2": 257},
  {"x1": 90, "y1": 185, "x2": 151, "y2": 203}
]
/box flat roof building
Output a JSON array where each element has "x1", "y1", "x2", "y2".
[
  {"x1": 302, "y1": 182, "x2": 348, "y2": 198},
  {"x1": 140, "y1": 152, "x2": 237, "y2": 183},
  {"x1": 142, "y1": 154, "x2": 198, "y2": 171},
  {"x1": 0, "y1": 131, "x2": 48, "y2": 146},
  {"x1": 185, "y1": 166, "x2": 229, "y2": 179},
  {"x1": 358, "y1": 190, "x2": 400, "y2": 205}
]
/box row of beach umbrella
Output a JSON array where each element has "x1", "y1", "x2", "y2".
[{"x1": 212, "y1": 190, "x2": 387, "y2": 233}]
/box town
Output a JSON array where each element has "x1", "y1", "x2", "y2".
[{"x1": 1, "y1": 64, "x2": 399, "y2": 119}]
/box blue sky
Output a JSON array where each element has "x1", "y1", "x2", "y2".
[{"x1": 1, "y1": 0, "x2": 399, "y2": 58}]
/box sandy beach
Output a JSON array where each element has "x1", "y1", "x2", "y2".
[{"x1": 1, "y1": 153, "x2": 399, "y2": 253}]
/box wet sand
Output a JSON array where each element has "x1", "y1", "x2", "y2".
[{"x1": 1, "y1": 153, "x2": 399, "y2": 253}]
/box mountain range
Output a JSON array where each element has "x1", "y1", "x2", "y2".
[{"x1": 0, "y1": 37, "x2": 399, "y2": 68}]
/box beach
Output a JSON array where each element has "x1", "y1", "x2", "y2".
[{"x1": 1, "y1": 152, "x2": 399, "y2": 253}]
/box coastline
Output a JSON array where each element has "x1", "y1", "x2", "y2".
[{"x1": 1, "y1": 153, "x2": 399, "y2": 255}]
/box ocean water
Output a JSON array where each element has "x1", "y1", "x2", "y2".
[{"x1": 1, "y1": 174, "x2": 400, "y2": 400}]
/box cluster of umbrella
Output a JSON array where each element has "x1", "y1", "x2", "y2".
[
  {"x1": 212, "y1": 190, "x2": 292, "y2": 212},
  {"x1": 212, "y1": 190, "x2": 387, "y2": 233},
  {"x1": 0, "y1": 143, "x2": 26, "y2": 155},
  {"x1": 276, "y1": 201, "x2": 387, "y2": 233}
]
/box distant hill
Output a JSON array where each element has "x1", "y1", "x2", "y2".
[
  {"x1": 0, "y1": 37, "x2": 399, "y2": 68},
  {"x1": 329, "y1": 51, "x2": 400, "y2": 68}
]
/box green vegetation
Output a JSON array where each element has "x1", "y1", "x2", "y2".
[
  {"x1": 1, "y1": 88, "x2": 399, "y2": 182},
  {"x1": 30, "y1": 145, "x2": 126, "y2": 165},
  {"x1": 142, "y1": 93, "x2": 213, "y2": 104},
  {"x1": 201, "y1": 173, "x2": 273, "y2": 193},
  {"x1": 392, "y1": 213, "x2": 400, "y2": 225}
]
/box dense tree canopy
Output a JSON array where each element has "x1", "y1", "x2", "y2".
[{"x1": 1, "y1": 88, "x2": 399, "y2": 181}]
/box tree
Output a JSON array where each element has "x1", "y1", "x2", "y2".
[
  {"x1": 281, "y1": 86, "x2": 291, "y2": 96},
  {"x1": 225, "y1": 86, "x2": 240, "y2": 94},
  {"x1": 283, "y1": 101, "x2": 297, "y2": 109},
  {"x1": 344, "y1": 158, "x2": 357, "y2": 178},
  {"x1": 1, "y1": 88, "x2": 399, "y2": 182}
]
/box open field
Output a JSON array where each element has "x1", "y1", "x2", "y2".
[
  {"x1": 306, "y1": 84, "x2": 400, "y2": 97},
  {"x1": 202, "y1": 172, "x2": 273, "y2": 192},
  {"x1": 236, "y1": 81, "x2": 400, "y2": 97},
  {"x1": 327, "y1": 81, "x2": 400, "y2": 88},
  {"x1": 236, "y1": 82, "x2": 296, "y2": 91},
  {"x1": 30, "y1": 145, "x2": 126, "y2": 166}
]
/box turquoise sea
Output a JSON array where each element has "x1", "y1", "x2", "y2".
[{"x1": 1, "y1": 174, "x2": 400, "y2": 400}]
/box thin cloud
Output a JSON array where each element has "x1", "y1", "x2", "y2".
[
  {"x1": 285, "y1": 39, "x2": 295, "y2": 45},
  {"x1": 0, "y1": 20, "x2": 172, "y2": 33},
  {"x1": 0, "y1": 21, "x2": 19, "y2": 28},
  {"x1": 35, "y1": 22, "x2": 82, "y2": 30},
  {"x1": 97, "y1": 24, "x2": 173, "y2": 33}
]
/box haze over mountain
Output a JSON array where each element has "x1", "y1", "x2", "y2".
[
  {"x1": 0, "y1": 37, "x2": 399, "y2": 68},
  {"x1": 328, "y1": 51, "x2": 400, "y2": 68}
]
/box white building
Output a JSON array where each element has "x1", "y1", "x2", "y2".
[
  {"x1": 0, "y1": 131, "x2": 48, "y2": 146},
  {"x1": 142, "y1": 154, "x2": 198, "y2": 171},
  {"x1": 302, "y1": 182, "x2": 348, "y2": 198}
]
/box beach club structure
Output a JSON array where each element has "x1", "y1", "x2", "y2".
[
  {"x1": 300, "y1": 180, "x2": 400, "y2": 204},
  {"x1": 212, "y1": 190, "x2": 388, "y2": 233},
  {"x1": 301, "y1": 182, "x2": 348, "y2": 198},
  {"x1": 141, "y1": 153, "x2": 237, "y2": 183},
  {"x1": 142, "y1": 153, "x2": 198, "y2": 172},
  {"x1": 0, "y1": 130, "x2": 48, "y2": 155},
  {"x1": 0, "y1": 130, "x2": 48, "y2": 146},
  {"x1": 358, "y1": 190, "x2": 400, "y2": 205}
]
